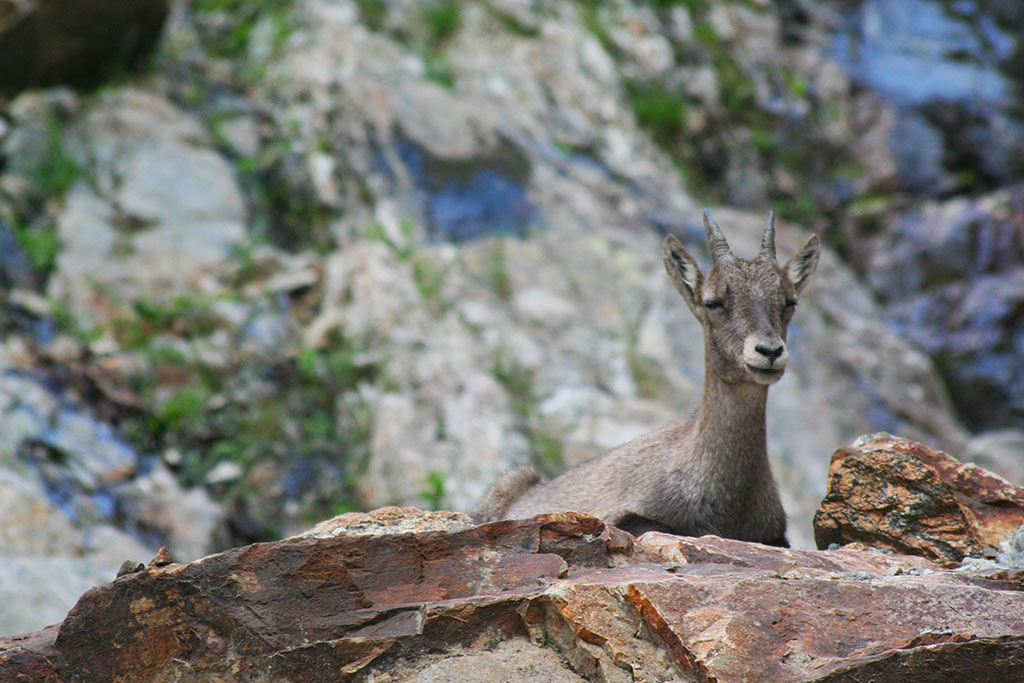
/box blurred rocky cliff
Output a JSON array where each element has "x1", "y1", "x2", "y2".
[{"x1": 0, "y1": 0, "x2": 1021, "y2": 636}]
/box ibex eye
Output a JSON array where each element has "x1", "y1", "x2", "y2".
[
  {"x1": 784, "y1": 300, "x2": 797, "y2": 309},
  {"x1": 704, "y1": 300, "x2": 724, "y2": 311}
]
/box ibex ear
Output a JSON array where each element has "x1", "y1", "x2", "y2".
[
  {"x1": 662, "y1": 235, "x2": 703, "y2": 313},
  {"x1": 785, "y1": 234, "x2": 819, "y2": 294}
]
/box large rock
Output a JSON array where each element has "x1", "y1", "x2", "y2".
[
  {"x1": 47, "y1": 88, "x2": 248, "y2": 326},
  {"x1": 0, "y1": 0, "x2": 168, "y2": 95},
  {"x1": 0, "y1": 346, "x2": 227, "y2": 635},
  {"x1": 814, "y1": 433, "x2": 1024, "y2": 566},
  {"x1": 831, "y1": 0, "x2": 1024, "y2": 189},
  {"x1": 864, "y1": 185, "x2": 1024, "y2": 431},
  {"x1": 1, "y1": 508, "x2": 1022, "y2": 681}
]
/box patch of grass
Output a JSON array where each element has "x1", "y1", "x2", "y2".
[
  {"x1": 781, "y1": 68, "x2": 809, "y2": 99},
  {"x1": 628, "y1": 352, "x2": 669, "y2": 400},
  {"x1": 157, "y1": 384, "x2": 212, "y2": 433},
  {"x1": 11, "y1": 221, "x2": 59, "y2": 273},
  {"x1": 424, "y1": 1, "x2": 462, "y2": 47},
  {"x1": 749, "y1": 127, "x2": 778, "y2": 154},
  {"x1": 486, "y1": 239, "x2": 512, "y2": 299},
  {"x1": 424, "y1": 52, "x2": 456, "y2": 90},
  {"x1": 492, "y1": 355, "x2": 536, "y2": 420},
  {"x1": 485, "y1": 4, "x2": 540, "y2": 37},
  {"x1": 355, "y1": 0, "x2": 388, "y2": 30},
  {"x1": 527, "y1": 425, "x2": 565, "y2": 479},
  {"x1": 193, "y1": 0, "x2": 294, "y2": 60},
  {"x1": 366, "y1": 220, "x2": 417, "y2": 260},
  {"x1": 576, "y1": 1, "x2": 614, "y2": 54},
  {"x1": 412, "y1": 254, "x2": 446, "y2": 309},
  {"x1": 772, "y1": 193, "x2": 819, "y2": 228},
  {"x1": 32, "y1": 118, "x2": 81, "y2": 197},
  {"x1": 492, "y1": 352, "x2": 565, "y2": 477},
  {"x1": 419, "y1": 470, "x2": 448, "y2": 510},
  {"x1": 245, "y1": 147, "x2": 334, "y2": 253},
  {"x1": 652, "y1": 0, "x2": 708, "y2": 9},
  {"x1": 693, "y1": 21, "x2": 718, "y2": 49},
  {"x1": 112, "y1": 295, "x2": 221, "y2": 349},
  {"x1": 629, "y1": 85, "x2": 687, "y2": 140}
]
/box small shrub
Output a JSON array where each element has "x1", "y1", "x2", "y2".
[
  {"x1": 424, "y1": 1, "x2": 462, "y2": 47},
  {"x1": 419, "y1": 470, "x2": 448, "y2": 510}
]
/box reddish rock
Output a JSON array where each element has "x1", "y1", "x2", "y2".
[
  {"x1": 814, "y1": 433, "x2": 1024, "y2": 566},
  {"x1": 1, "y1": 508, "x2": 1022, "y2": 682}
]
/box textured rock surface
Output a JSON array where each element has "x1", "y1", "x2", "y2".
[
  {"x1": 863, "y1": 186, "x2": 1024, "y2": 431},
  {"x1": 48, "y1": 88, "x2": 248, "y2": 326},
  {"x1": 1, "y1": 0, "x2": 1021, "y2": 641},
  {"x1": 0, "y1": 0, "x2": 168, "y2": 94},
  {"x1": 814, "y1": 433, "x2": 1024, "y2": 565},
  {"x1": 2, "y1": 508, "x2": 1022, "y2": 682}
]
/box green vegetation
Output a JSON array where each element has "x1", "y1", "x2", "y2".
[
  {"x1": 424, "y1": 53, "x2": 457, "y2": 90},
  {"x1": 419, "y1": 470, "x2": 448, "y2": 510},
  {"x1": 193, "y1": 0, "x2": 294, "y2": 60},
  {"x1": 492, "y1": 354, "x2": 536, "y2": 421},
  {"x1": 424, "y1": 1, "x2": 462, "y2": 47},
  {"x1": 120, "y1": 328, "x2": 379, "y2": 538},
  {"x1": 492, "y1": 353, "x2": 565, "y2": 477},
  {"x1": 484, "y1": 4, "x2": 541, "y2": 38},
  {"x1": 485, "y1": 239, "x2": 512, "y2": 299},
  {"x1": 412, "y1": 254, "x2": 446, "y2": 309},
  {"x1": 355, "y1": 0, "x2": 388, "y2": 31},
  {"x1": 108, "y1": 295, "x2": 221, "y2": 350},
  {"x1": 366, "y1": 219, "x2": 417, "y2": 260},
  {"x1": 367, "y1": 220, "x2": 448, "y2": 310},
  {"x1": 11, "y1": 222, "x2": 59, "y2": 273},
  {"x1": 30, "y1": 118, "x2": 81, "y2": 197},
  {"x1": 6, "y1": 116, "x2": 80, "y2": 279},
  {"x1": 415, "y1": 1, "x2": 462, "y2": 88},
  {"x1": 628, "y1": 85, "x2": 687, "y2": 140},
  {"x1": 576, "y1": 1, "x2": 614, "y2": 54}
]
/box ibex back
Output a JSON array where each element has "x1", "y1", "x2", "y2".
[{"x1": 471, "y1": 210, "x2": 819, "y2": 547}]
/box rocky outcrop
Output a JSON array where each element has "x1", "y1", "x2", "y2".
[
  {"x1": 862, "y1": 186, "x2": 1024, "y2": 431},
  {"x1": 814, "y1": 433, "x2": 1024, "y2": 566},
  {"x1": 0, "y1": 0, "x2": 168, "y2": 95},
  {"x1": 1, "y1": 507, "x2": 1022, "y2": 682},
  {"x1": 1, "y1": 0, "x2": 1021, "y2": 640}
]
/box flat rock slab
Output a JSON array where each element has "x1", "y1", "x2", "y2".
[
  {"x1": 814, "y1": 432, "x2": 1024, "y2": 565},
  {"x1": 1, "y1": 510, "x2": 1022, "y2": 682}
]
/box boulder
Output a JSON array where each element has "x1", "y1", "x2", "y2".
[
  {"x1": 0, "y1": 0, "x2": 168, "y2": 95},
  {"x1": 2, "y1": 508, "x2": 1022, "y2": 681},
  {"x1": 814, "y1": 433, "x2": 1024, "y2": 566},
  {"x1": 47, "y1": 88, "x2": 248, "y2": 326}
]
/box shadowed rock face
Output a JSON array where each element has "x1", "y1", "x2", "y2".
[
  {"x1": 0, "y1": 0, "x2": 169, "y2": 95},
  {"x1": 2, "y1": 502, "x2": 1023, "y2": 682},
  {"x1": 814, "y1": 433, "x2": 1024, "y2": 566}
]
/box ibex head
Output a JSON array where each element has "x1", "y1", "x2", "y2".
[{"x1": 662, "y1": 210, "x2": 819, "y2": 385}]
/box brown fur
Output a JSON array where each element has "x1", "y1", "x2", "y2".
[{"x1": 471, "y1": 211, "x2": 819, "y2": 547}]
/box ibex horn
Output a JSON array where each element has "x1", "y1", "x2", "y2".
[
  {"x1": 703, "y1": 209, "x2": 734, "y2": 264},
  {"x1": 760, "y1": 211, "x2": 777, "y2": 262}
]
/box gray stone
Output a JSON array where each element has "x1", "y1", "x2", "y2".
[
  {"x1": 966, "y1": 430, "x2": 1024, "y2": 486},
  {"x1": 48, "y1": 89, "x2": 246, "y2": 325}
]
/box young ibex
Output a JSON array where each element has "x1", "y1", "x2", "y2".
[{"x1": 471, "y1": 210, "x2": 819, "y2": 547}]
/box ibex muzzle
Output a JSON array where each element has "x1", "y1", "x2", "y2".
[{"x1": 473, "y1": 210, "x2": 820, "y2": 547}]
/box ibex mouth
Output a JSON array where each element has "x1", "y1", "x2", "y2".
[{"x1": 745, "y1": 363, "x2": 785, "y2": 384}]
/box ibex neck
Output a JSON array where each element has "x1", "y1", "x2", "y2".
[{"x1": 693, "y1": 374, "x2": 769, "y2": 469}]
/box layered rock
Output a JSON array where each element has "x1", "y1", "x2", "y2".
[
  {"x1": 814, "y1": 433, "x2": 1024, "y2": 566},
  {"x1": 1, "y1": 0, "x2": 1020, "y2": 641},
  {"x1": 1, "y1": 508, "x2": 1022, "y2": 681}
]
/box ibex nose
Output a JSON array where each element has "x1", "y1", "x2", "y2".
[{"x1": 755, "y1": 344, "x2": 785, "y2": 362}]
